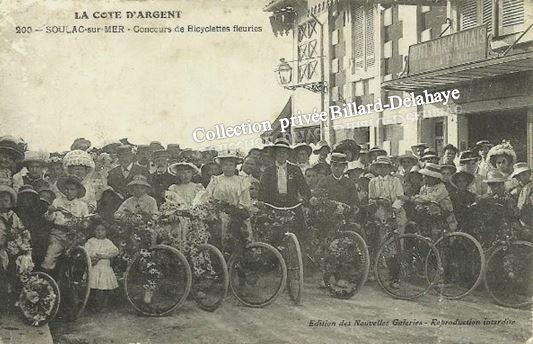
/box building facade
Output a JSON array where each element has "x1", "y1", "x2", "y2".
[{"x1": 265, "y1": 0, "x2": 532, "y2": 164}]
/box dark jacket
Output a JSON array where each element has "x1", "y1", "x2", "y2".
[
  {"x1": 259, "y1": 162, "x2": 311, "y2": 207},
  {"x1": 314, "y1": 175, "x2": 358, "y2": 207},
  {"x1": 107, "y1": 164, "x2": 149, "y2": 198},
  {"x1": 149, "y1": 171, "x2": 177, "y2": 205}
]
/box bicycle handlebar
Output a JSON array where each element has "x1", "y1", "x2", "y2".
[{"x1": 262, "y1": 202, "x2": 303, "y2": 211}]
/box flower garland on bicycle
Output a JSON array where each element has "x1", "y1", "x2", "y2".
[{"x1": 0, "y1": 184, "x2": 57, "y2": 326}]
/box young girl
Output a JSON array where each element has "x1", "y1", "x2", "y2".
[
  {"x1": 85, "y1": 217, "x2": 119, "y2": 311},
  {"x1": 167, "y1": 162, "x2": 205, "y2": 208},
  {"x1": 62, "y1": 150, "x2": 97, "y2": 212}
]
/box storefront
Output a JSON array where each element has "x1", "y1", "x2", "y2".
[{"x1": 382, "y1": 25, "x2": 533, "y2": 164}]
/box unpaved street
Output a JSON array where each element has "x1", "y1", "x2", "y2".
[{"x1": 50, "y1": 276, "x2": 531, "y2": 344}]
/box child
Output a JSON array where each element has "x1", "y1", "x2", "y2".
[
  {"x1": 0, "y1": 185, "x2": 33, "y2": 309},
  {"x1": 16, "y1": 185, "x2": 49, "y2": 267},
  {"x1": 41, "y1": 175, "x2": 89, "y2": 272},
  {"x1": 440, "y1": 164, "x2": 457, "y2": 193},
  {"x1": 85, "y1": 217, "x2": 119, "y2": 311},
  {"x1": 114, "y1": 175, "x2": 158, "y2": 220},
  {"x1": 305, "y1": 167, "x2": 320, "y2": 194},
  {"x1": 412, "y1": 163, "x2": 458, "y2": 233}
]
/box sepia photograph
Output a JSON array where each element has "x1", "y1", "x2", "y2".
[{"x1": 0, "y1": 0, "x2": 532, "y2": 343}]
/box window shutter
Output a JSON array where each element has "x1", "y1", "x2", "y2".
[
  {"x1": 352, "y1": 5, "x2": 364, "y2": 69},
  {"x1": 482, "y1": 0, "x2": 494, "y2": 34},
  {"x1": 365, "y1": 7, "x2": 375, "y2": 68},
  {"x1": 460, "y1": 1, "x2": 479, "y2": 30},
  {"x1": 500, "y1": 0, "x2": 524, "y2": 33}
]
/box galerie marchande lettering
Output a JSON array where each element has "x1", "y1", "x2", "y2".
[{"x1": 192, "y1": 88, "x2": 461, "y2": 143}]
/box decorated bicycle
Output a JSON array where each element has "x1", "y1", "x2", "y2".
[
  {"x1": 407, "y1": 200, "x2": 485, "y2": 300},
  {"x1": 466, "y1": 195, "x2": 532, "y2": 308},
  {"x1": 194, "y1": 199, "x2": 287, "y2": 309},
  {"x1": 370, "y1": 197, "x2": 442, "y2": 300},
  {"x1": 305, "y1": 197, "x2": 369, "y2": 299},
  {"x1": 250, "y1": 201, "x2": 303, "y2": 305},
  {"x1": 0, "y1": 201, "x2": 60, "y2": 326},
  {"x1": 113, "y1": 208, "x2": 192, "y2": 317}
]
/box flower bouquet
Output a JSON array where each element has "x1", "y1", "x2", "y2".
[
  {"x1": 17, "y1": 273, "x2": 59, "y2": 327},
  {"x1": 250, "y1": 203, "x2": 296, "y2": 246}
]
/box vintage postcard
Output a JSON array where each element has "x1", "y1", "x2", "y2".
[{"x1": 0, "y1": 0, "x2": 532, "y2": 343}]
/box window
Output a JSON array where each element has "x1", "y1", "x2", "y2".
[
  {"x1": 383, "y1": 7, "x2": 393, "y2": 26},
  {"x1": 352, "y1": 4, "x2": 375, "y2": 71},
  {"x1": 332, "y1": 29, "x2": 339, "y2": 45},
  {"x1": 499, "y1": 0, "x2": 525, "y2": 35},
  {"x1": 458, "y1": 0, "x2": 525, "y2": 36}
]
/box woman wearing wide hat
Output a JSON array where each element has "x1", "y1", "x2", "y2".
[
  {"x1": 313, "y1": 140, "x2": 331, "y2": 164},
  {"x1": 292, "y1": 143, "x2": 313, "y2": 173}
]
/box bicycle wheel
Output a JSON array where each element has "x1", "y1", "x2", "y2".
[
  {"x1": 283, "y1": 232, "x2": 303, "y2": 305},
  {"x1": 374, "y1": 234, "x2": 441, "y2": 300},
  {"x1": 425, "y1": 232, "x2": 485, "y2": 299},
  {"x1": 125, "y1": 245, "x2": 192, "y2": 316},
  {"x1": 228, "y1": 242, "x2": 287, "y2": 308},
  {"x1": 18, "y1": 272, "x2": 61, "y2": 327},
  {"x1": 192, "y1": 244, "x2": 229, "y2": 312},
  {"x1": 322, "y1": 231, "x2": 369, "y2": 299},
  {"x1": 57, "y1": 246, "x2": 91, "y2": 321},
  {"x1": 484, "y1": 241, "x2": 533, "y2": 308}
]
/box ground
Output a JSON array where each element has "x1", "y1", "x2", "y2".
[{"x1": 48, "y1": 276, "x2": 531, "y2": 344}]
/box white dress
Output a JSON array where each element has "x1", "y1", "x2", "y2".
[{"x1": 85, "y1": 238, "x2": 119, "y2": 290}]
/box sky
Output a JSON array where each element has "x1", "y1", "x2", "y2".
[{"x1": 0, "y1": 0, "x2": 293, "y2": 152}]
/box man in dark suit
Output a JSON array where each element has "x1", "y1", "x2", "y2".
[
  {"x1": 259, "y1": 138, "x2": 311, "y2": 207},
  {"x1": 149, "y1": 149, "x2": 177, "y2": 205},
  {"x1": 107, "y1": 145, "x2": 149, "y2": 198}
]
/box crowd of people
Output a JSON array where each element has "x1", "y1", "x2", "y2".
[{"x1": 0, "y1": 134, "x2": 532, "y2": 310}]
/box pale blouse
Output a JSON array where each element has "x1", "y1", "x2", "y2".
[
  {"x1": 203, "y1": 174, "x2": 252, "y2": 208},
  {"x1": 368, "y1": 175, "x2": 404, "y2": 209},
  {"x1": 114, "y1": 194, "x2": 158, "y2": 218},
  {"x1": 48, "y1": 197, "x2": 89, "y2": 225},
  {"x1": 168, "y1": 182, "x2": 205, "y2": 209},
  {"x1": 413, "y1": 183, "x2": 454, "y2": 213}
]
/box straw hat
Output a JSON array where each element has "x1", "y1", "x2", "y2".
[
  {"x1": 57, "y1": 175, "x2": 86, "y2": 198},
  {"x1": 420, "y1": 150, "x2": 439, "y2": 161},
  {"x1": 18, "y1": 184, "x2": 39, "y2": 197},
  {"x1": 0, "y1": 136, "x2": 26, "y2": 162},
  {"x1": 511, "y1": 162, "x2": 531, "y2": 178},
  {"x1": 127, "y1": 174, "x2": 152, "y2": 189},
  {"x1": 371, "y1": 156, "x2": 393, "y2": 167},
  {"x1": 22, "y1": 151, "x2": 49, "y2": 167},
  {"x1": 369, "y1": 146, "x2": 387, "y2": 156},
  {"x1": 0, "y1": 184, "x2": 17, "y2": 205},
  {"x1": 484, "y1": 170, "x2": 508, "y2": 184},
  {"x1": 330, "y1": 153, "x2": 348, "y2": 164},
  {"x1": 411, "y1": 143, "x2": 429, "y2": 150},
  {"x1": 459, "y1": 150, "x2": 479, "y2": 163},
  {"x1": 214, "y1": 150, "x2": 244, "y2": 165},
  {"x1": 168, "y1": 162, "x2": 200, "y2": 175},
  {"x1": 346, "y1": 160, "x2": 365, "y2": 172},
  {"x1": 266, "y1": 138, "x2": 292, "y2": 152},
  {"x1": 450, "y1": 171, "x2": 475, "y2": 189},
  {"x1": 418, "y1": 163, "x2": 443, "y2": 179}
]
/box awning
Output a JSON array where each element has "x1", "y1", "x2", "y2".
[
  {"x1": 382, "y1": 51, "x2": 533, "y2": 92},
  {"x1": 261, "y1": 97, "x2": 292, "y2": 142}
]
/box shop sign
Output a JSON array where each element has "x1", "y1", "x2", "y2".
[{"x1": 408, "y1": 25, "x2": 487, "y2": 75}]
